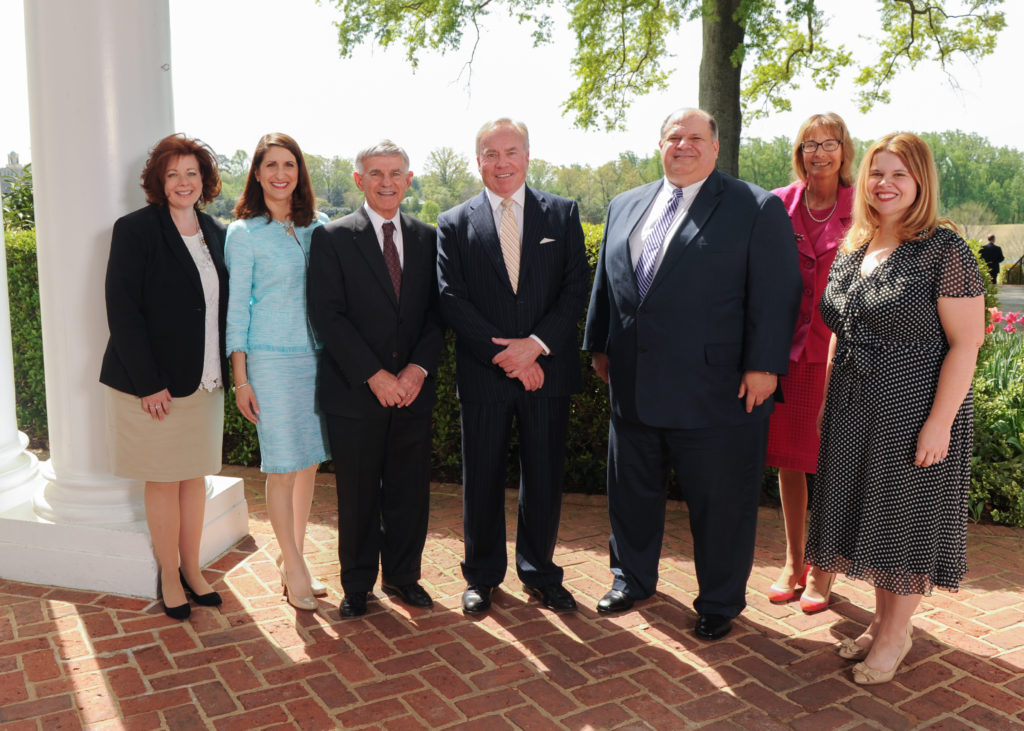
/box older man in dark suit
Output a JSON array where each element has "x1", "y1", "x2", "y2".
[
  {"x1": 584, "y1": 108, "x2": 801, "y2": 639},
  {"x1": 437, "y1": 118, "x2": 588, "y2": 614},
  {"x1": 308, "y1": 140, "x2": 442, "y2": 618}
]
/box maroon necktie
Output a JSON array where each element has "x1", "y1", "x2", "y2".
[{"x1": 382, "y1": 221, "x2": 402, "y2": 299}]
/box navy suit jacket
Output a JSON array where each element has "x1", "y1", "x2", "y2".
[
  {"x1": 308, "y1": 208, "x2": 442, "y2": 419},
  {"x1": 437, "y1": 187, "x2": 588, "y2": 402},
  {"x1": 100, "y1": 204, "x2": 228, "y2": 398},
  {"x1": 583, "y1": 170, "x2": 801, "y2": 429}
]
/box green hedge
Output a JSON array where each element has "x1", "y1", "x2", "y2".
[{"x1": 7, "y1": 229, "x2": 1024, "y2": 525}]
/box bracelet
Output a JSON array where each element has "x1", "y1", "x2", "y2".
[{"x1": 232, "y1": 382, "x2": 249, "y2": 392}]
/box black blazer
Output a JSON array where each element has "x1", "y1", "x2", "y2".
[
  {"x1": 583, "y1": 170, "x2": 801, "y2": 429},
  {"x1": 308, "y1": 209, "x2": 443, "y2": 419},
  {"x1": 99, "y1": 204, "x2": 228, "y2": 398},
  {"x1": 436, "y1": 187, "x2": 589, "y2": 402}
]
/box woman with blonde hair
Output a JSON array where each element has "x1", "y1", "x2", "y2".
[
  {"x1": 805, "y1": 132, "x2": 985, "y2": 684},
  {"x1": 226, "y1": 133, "x2": 330, "y2": 611},
  {"x1": 766, "y1": 113, "x2": 855, "y2": 612}
]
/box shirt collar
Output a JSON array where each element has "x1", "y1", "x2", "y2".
[
  {"x1": 661, "y1": 175, "x2": 709, "y2": 203},
  {"x1": 362, "y1": 202, "x2": 399, "y2": 231},
  {"x1": 484, "y1": 183, "x2": 527, "y2": 212}
]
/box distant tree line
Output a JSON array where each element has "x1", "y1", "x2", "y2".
[{"x1": 202, "y1": 131, "x2": 1024, "y2": 228}]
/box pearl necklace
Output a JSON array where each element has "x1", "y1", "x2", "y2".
[{"x1": 804, "y1": 190, "x2": 838, "y2": 223}]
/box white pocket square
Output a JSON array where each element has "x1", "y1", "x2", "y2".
[{"x1": 539, "y1": 237, "x2": 557, "y2": 244}]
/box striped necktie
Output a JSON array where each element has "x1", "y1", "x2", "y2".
[{"x1": 635, "y1": 187, "x2": 684, "y2": 298}]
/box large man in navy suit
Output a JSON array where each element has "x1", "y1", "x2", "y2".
[
  {"x1": 437, "y1": 118, "x2": 588, "y2": 614},
  {"x1": 583, "y1": 108, "x2": 801, "y2": 639},
  {"x1": 309, "y1": 140, "x2": 442, "y2": 618}
]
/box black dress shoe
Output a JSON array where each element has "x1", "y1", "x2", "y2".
[
  {"x1": 525, "y1": 583, "x2": 577, "y2": 612},
  {"x1": 162, "y1": 601, "x2": 191, "y2": 620},
  {"x1": 695, "y1": 613, "x2": 733, "y2": 640},
  {"x1": 179, "y1": 570, "x2": 223, "y2": 607},
  {"x1": 462, "y1": 585, "x2": 495, "y2": 614},
  {"x1": 340, "y1": 592, "x2": 368, "y2": 617},
  {"x1": 597, "y1": 589, "x2": 635, "y2": 614},
  {"x1": 382, "y1": 582, "x2": 434, "y2": 608}
]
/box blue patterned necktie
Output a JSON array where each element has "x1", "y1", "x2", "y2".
[{"x1": 635, "y1": 186, "x2": 684, "y2": 298}]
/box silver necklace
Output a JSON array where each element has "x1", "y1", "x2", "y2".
[{"x1": 804, "y1": 190, "x2": 838, "y2": 223}]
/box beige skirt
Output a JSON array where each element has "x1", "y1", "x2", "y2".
[{"x1": 105, "y1": 386, "x2": 223, "y2": 482}]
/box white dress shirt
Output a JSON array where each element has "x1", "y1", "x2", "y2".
[
  {"x1": 363, "y1": 202, "x2": 404, "y2": 268},
  {"x1": 629, "y1": 176, "x2": 709, "y2": 276}
]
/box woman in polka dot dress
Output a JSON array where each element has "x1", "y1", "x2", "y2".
[{"x1": 804, "y1": 132, "x2": 985, "y2": 685}]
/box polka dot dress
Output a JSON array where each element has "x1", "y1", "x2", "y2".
[{"x1": 804, "y1": 227, "x2": 985, "y2": 594}]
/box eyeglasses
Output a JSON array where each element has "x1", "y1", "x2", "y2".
[{"x1": 800, "y1": 139, "x2": 842, "y2": 153}]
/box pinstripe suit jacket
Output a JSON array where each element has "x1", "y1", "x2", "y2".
[{"x1": 437, "y1": 187, "x2": 588, "y2": 402}]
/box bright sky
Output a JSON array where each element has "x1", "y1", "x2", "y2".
[{"x1": 1, "y1": 1, "x2": 1021, "y2": 174}]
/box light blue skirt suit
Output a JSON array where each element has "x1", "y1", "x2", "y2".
[{"x1": 225, "y1": 213, "x2": 331, "y2": 473}]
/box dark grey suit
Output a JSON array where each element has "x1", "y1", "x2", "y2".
[
  {"x1": 584, "y1": 170, "x2": 801, "y2": 616},
  {"x1": 308, "y1": 208, "x2": 442, "y2": 593},
  {"x1": 437, "y1": 187, "x2": 588, "y2": 587}
]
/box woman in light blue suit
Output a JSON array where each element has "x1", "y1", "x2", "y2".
[{"x1": 226, "y1": 133, "x2": 330, "y2": 611}]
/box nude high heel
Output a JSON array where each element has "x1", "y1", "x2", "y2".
[
  {"x1": 852, "y1": 624, "x2": 913, "y2": 685},
  {"x1": 277, "y1": 553, "x2": 328, "y2": 597},
  {"x1": 279, "y1": 564, "x2": 318, "y2": 611}
]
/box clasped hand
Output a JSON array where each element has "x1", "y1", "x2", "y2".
[
  {"x1": 737, "y1": 371, "x2": 777, "y2": 413},
  {"x1": 368, "y1": 365, "x2": 426, "y2": 408},
  {"x1": 141, "y1": 388, "x2": 172, "y2": 421},
  {"x1": 492, "y1": 337, "x2": 544, "y2": 391}
]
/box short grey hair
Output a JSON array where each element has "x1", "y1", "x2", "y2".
[
  {"x1": 475, "y1": 117, "x2": 530, "y2": 155},
  {"x1": 355, "y1": 140, "x2": 410, "y2": 174},
  {"x1": 660, "y1": 108, "x2": 719, "y2": 142}
]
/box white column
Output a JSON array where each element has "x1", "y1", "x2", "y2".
[
  {"x1": 0, "y1": 206, "x2": 41, "y2": 514},
  {"x1": 0, "y1": 0, "x2": 248, "y2": 598}
]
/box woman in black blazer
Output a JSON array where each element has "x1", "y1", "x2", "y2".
[{"x1": 100, "y1": 134, "x2": 228, "y2": 620}]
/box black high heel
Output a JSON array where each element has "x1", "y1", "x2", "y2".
[
  {"x1": 179, "y1": 569, "x2": 223, "y2": 607},
  {"x1": 158, "y1": 572, "x2": 191, "y2": 620}
]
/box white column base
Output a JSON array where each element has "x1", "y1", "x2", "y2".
[
  {"x1": 0, "y1": 432, "x2": 40, "y2": 514},
  {"x1": 0, "y1": 475, "x2": 248, "y2": 599}
]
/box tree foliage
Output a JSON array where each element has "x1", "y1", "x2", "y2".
[
  {"x1": 318, "y1": 0, "x2": 1005, "y2": 175},
  {"x1": 2, "y1": 164, "x2": 34, "y2": 231}
]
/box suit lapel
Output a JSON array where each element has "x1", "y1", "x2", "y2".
[
  {"x1": 518, "y1": 187, "x2": 544, "y2": 284},
  {"x1": 611, "y1": 181, "x2": 661, "y2": 310},
  {"x1": 158, "y1": 206, "x2": 204, "y2": 298},
  {"x1": 398, "y1": 213, "x2": 423, "y2": 315},
  {"x1": 467, "y1": 191, "x2": 514, "y2": 292},
  {"x1": 643, "y1": 170, "x2": 723, "y2": 300},
  {"x1": 352, "y1": 208, "x2": 399, "y2": 309}
]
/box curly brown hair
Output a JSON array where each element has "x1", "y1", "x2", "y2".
[
  {"x1": 233, "y1": 133, "x2": 316, "y2": 227},
  {"x1": 140, "y1": 133, "x2": 221, "y2": 206}
]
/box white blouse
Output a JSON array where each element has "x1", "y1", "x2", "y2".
[{"x1": 181, "y1": 232, "x2": 222, "y2": 391}]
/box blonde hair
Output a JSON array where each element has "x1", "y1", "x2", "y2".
[
  {"x1": 475, "y1": 118, "x2": 530, "y2": 155},
  {"x1": 792, "y1": 112, "x2": 854, "y2": 187},
  {"x1": 842, "y1": 132, "x2": 953, "y2": 253}
]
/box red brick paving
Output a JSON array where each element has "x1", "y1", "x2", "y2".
[{"x1": 1, "y1": 464, "x2": 1022, "y2": 729}]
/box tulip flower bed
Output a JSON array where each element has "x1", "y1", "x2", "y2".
[{"x1": 970, "y1": 308, "x2": 1024, "y2": 526}]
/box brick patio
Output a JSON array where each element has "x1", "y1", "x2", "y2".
[{"x1": 1, "y1": 464, "x2": 1022, "y2": 729}]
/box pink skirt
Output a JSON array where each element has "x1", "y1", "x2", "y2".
[{"x1": 766, "y1": 358, "x2": 827, "y2": 474}]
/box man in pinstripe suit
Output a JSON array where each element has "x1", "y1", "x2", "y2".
[{"x1": 437, "y1": 118, "x2": 589, "y2": 614}]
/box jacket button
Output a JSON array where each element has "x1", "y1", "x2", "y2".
[{"x1": 392, "y1": 352, "x2": 398, "y2": 358}]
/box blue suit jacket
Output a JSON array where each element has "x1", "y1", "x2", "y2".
[
  {"x1": 437, "y1": 187, "x2": 588, "y2": 402},
  {"x1": 583, "y1": 170, "x2": 801, "y2": 429}
]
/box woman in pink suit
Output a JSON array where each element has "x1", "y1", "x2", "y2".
[{"x1": 766, "y1": 113, "x2": 854, "y2": 612}]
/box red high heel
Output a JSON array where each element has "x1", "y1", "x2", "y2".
[
  {"x1": 799, "y1": 570, "x2": 835, "y2": 613},
  {"x1": 768, "y1": 564, "x2": 810, "y2": 603}
]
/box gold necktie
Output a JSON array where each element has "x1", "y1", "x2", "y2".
[{"x1": 499, "y1": 198, "x2": 520, "y2": 293}]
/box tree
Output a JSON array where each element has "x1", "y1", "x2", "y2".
[
  {"x1": 1, "y1": 164, "x2": 34, "y2": 231},
  {"x1": 320, "y1": 0, "x2": 1005, "y2": 176},
  {"x1": 418, "y1": 147, "x2": 480, "y2": 211},
  {"x1": 946, "y1": 201, "x2": 996, "y2": 240}
]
